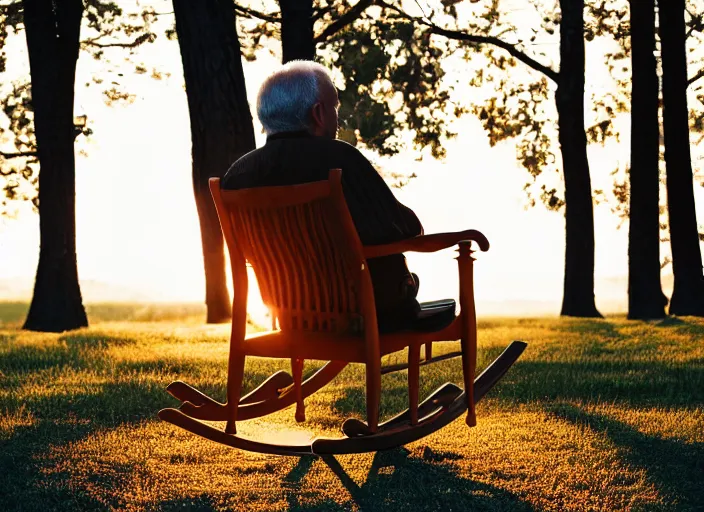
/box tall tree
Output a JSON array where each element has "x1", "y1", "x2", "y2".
[
  {"x1": 172, "y1": 0, "x2": 257, "y2": 323},
  {"x1": 21, "y1": 0, "x2": 88, "y2": 332},
  {"x1": 383, "y1": 0, "x2": 601, "y2": 316},
  {"x1": 574, "y1": 0, "x2": 704, "y2": 306},
  {"x1": 556, "y1": 0, "x2": 600, "y2": 317},
  {"x1": 279, "y1": 0, "x2": 314, "y2": 62},
  {"x1": 1, "y1": 1, "x2": 157, "y2": 216},
  {"x1": 658, "y1": 0, "x2": 704, "y2": 315},
  {"x1": 627, "y1": 0, "x2": 667, "y2": 318}
]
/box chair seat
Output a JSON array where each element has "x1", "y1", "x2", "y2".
[{"x1": 242, "y1": 299, "x2": 460, "y2": 363}]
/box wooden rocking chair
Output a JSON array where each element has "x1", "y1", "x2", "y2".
[{"x1": 158, "y1": 170, "x2": 527, "y2": 455}]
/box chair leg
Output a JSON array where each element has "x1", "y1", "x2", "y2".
[
  {"x1": 457, "y1": 241, "x2": 477, "y2": 427},
  {"x1": 460, "y1": 331, "x2": 477, "y2": 427},
  {"x1": 425, "y1": 341, "x2": 433, "y2": 361},
  {"x1": 365, "y1": 363, "x2": 381, "y2": 433},
  {"x1": 224, "y1": 352, "x2": 246, "y2": 435},
  {"x1": 408, "y1": 343, "x2": 421, "y2": 425},
  {"x1": 292, "y1": 358, "x2": 306, "y2": 423}
]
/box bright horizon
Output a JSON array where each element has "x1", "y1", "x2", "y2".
[{"x1": 1, "y1": 2, "x2": 698, "y2": 322}]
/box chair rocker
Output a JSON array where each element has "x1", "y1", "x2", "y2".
[{"x1": 158, "y1": 170, "x2": 527, "y2": 456}]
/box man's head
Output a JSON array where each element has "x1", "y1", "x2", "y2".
[{"x1": 257, "y1": 61, "x2": 339, "y2": 139}]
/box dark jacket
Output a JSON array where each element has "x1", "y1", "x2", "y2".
[{"x1": 222, "y1": 131, "x2": 423, "y2": 315}]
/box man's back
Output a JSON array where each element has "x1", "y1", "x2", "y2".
[
  {"x1": 222, "y1": 131, "x2": 423, "y2": 325},
  {"x1": 223, "y1": 131, "x2": 422, "y2": 246}
]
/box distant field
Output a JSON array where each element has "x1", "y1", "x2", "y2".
[
  {"x1": 0, "y1": 302, "x2": 210, "y2": 328},
  {"x1": 1, "y1": 302, "x2": 702, "y2": 511}
]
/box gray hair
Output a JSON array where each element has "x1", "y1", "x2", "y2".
[{"x1": 256, "y1": 60, "x2": 332, "y2": 135}]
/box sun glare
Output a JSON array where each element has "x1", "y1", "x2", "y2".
[{"x1": 244, "y1": 267, "x2": 272, "y2": 328}]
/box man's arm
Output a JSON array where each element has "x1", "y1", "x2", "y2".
[
  {"x1": 336, "y1": 143, "x2": 424, "y2": 245},
  {"x1": 397, "y1": 203, "x2": 424, "y2": 237}
]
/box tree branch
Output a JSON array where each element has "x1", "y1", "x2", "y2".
[
  {"x1": 685, "y1": 8, "x2": 702, "y2": 40},
  {"x1": 314, "y1": 0, "x2": 376, "y2": 43},
  {"x1": 377, "y1": 0, "x2": 559, "y2": 84},
  {"x1": 430, "y1": 26, "x2": 559, "y2": 82},
  {"x1": 688, "y1": 68, "x2": 704, "y2": 88},
  {"x1": 232, "y1": 2, "x2": 280, "y2": 24},
  {"x1": 0, "y1": 149, "x2": 36, "y2": 159},
  {"x1": 83, "y1": 40, "x2": 141, "y2": 49},
  {"x1": 0, "y1": 2, "x2": 24, "y2": 32},
  {"x1": 82, "y1": 32, "x2": 153, "y2": 49},
  {"x1": 312, "y1": 5, "x2": 334, "y2": 22},
  {"x1": 685, "y1": 23, "x2": 696, "y2": 40}
]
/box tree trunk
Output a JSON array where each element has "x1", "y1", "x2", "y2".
[
  {"x1": 658, "y1": 0, "x2": 704, "y2": 315},
  {"x1": 627, "y1": 0, "x2": 667, "y2": 319},
  {"x1": 557, "y1": 0, "x2": 601, "y2": 317},
  {"x1": 279, "y1": 0, "x2": 315, "y2": 62},
  {"x1": 172, "y1": 0, "x2": 257, "y2": 323},
  {"x1": 22, "y1": 0, "x2": 88, "y2": 332}
]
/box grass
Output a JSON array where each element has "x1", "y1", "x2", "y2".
[{"x1": 1, "y1": 303, "x2": 702, "y2": 511}]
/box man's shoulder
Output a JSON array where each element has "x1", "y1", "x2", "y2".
[
  {"x1": 222, "y1": 147, "x2": 266, "y2": 188},
  {"x1": 319, "y1": 139, "x2": 375, "y2": 173},
  {"x1": 229, "y1": 145, "x2": 264, "y2": 171},
  {"x1": 328, "y1": 138, "x2": 366, "y2": 157},
  {"x1": 221, "y1": 137, "x2": 373, "y2": 190}
]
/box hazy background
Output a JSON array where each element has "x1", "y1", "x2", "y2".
[{"x1": 0, "y1": 6, "x2": 687, "y2": 321}]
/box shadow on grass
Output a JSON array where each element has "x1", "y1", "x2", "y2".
[
  {"x1": 557, "y1": 319, "x2": 622, "y2": 339},
  {"x1": 495, "y1": 359, "x2": 704, "y2": 407},
  {"x1": 654, "y1": 316, "x2": 704, "y2": 337},
  {"x1": 60, "y1": 332, "x2": 141, "y2": 348},
  {"x1": 557, "y1": 316, "x2": 704, "y2": 337},
  {"x1": 280, "y1": 450, "x2": 534, "y2": 511},
  {"x1": 148, "y1": 451, "x2": 533, "y2": 511},
  {"x1": 0, "y1": 339, "x2": 104, "y2": 375},
  {"x1": 157, "y1": 495, "x2": 222, "y2": 511},
  {"x1": 331, "y1": 364, "x2": 460, "y2": 421},
  {"x1": 332, "y1": 347, "x2": 704, "y2": 419},
  {"x1": 2, "y1": 317, "x2": 702, "y2": 510},
  {"x1": 0, "y1": 332, "x2": 212, "y2": 510},
  {"x1": 0, "y1": 339, "x2": 190, "y2": 380},
  {"x1": 0, "y1": 332, "x2": 142, "y2": 376},
  {"x1": 0, "y1": 381, "x2": 172, "y2": 509},
  {"x1": 548, "y1": 404, "x2": 704, "y2": 510}
]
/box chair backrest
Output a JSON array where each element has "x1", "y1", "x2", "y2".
[{"x1": 210, "y1": 170, "x2": 374, "y2": 335}]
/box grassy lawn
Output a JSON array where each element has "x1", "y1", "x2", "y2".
[{"x1": 1, "y1": 302, "x2": 702, "y2": 511}]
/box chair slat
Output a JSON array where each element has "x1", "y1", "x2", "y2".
[
  {"x1": 270, "y1": 210, "x2": 296, "y2": 325},
  {"x1": 221, "y1": 179, "x2": 365, "y2": 335},
  {"x1": 295, "y1": 205, "x2": 322, "y2": 327},
  {"x1": 307, "y1": 204, "x2": 334, "y2": 321},
  {"x1": 284, "y1": 208, "x2": 311, "y2": 328},
  {"x1": 254, "y1": 209, "x2": 288, "y2": 325}
]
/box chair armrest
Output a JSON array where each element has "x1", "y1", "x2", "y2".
[{"x1": 363, "y1": 230, "x2": 490, "y2": 259}]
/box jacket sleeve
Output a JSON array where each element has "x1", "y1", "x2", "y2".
[{"x1": 338, "y1": 144, "x2": 424, "y2": 246}]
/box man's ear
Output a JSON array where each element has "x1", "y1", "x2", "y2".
[{"x1": 310, "y1": 102, "x2": 324, "y2": 131}]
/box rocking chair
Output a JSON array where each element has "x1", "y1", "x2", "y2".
[{"x1": 158, "y1": 169, "x2": 526, "y2": 455}]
